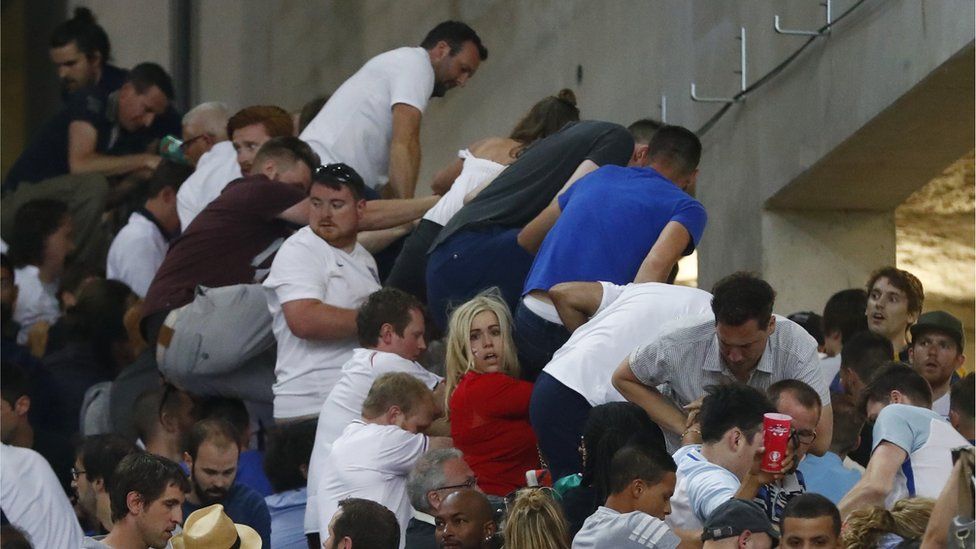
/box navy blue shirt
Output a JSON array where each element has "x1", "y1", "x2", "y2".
[{"x1": 183, "y1": 483, "x2": 271, "y2": 548}]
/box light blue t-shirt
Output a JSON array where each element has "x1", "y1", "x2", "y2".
[
  {"x1": 666, "y1": 445, "x2": 739, "y2": 530},
  {"x1": 872, "y1": 403, "x2": 969, "y2": 507},
  {"x1": 266, "y1": 487, "x2": 308, "y2": 549},
  {"x1": 523, "y1": 165, "x2": 707, "y2": 294},
  {"x1": 797, "y1": 452, "x2": 861, "y2": 505}
]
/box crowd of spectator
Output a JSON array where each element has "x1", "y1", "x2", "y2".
[{"x1": 0, "y1": 8, "x2": 973, "y2": 549}]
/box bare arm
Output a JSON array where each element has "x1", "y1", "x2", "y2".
[
  {"x1": 921, "y1": 456, "x2": 964, "y2": 549},
  {"x1": 388, "y1": 103, "x2": 422, "y2": 198},
  {"x1": 549, "y1": 282, "x2": 604, "y2": 332},
  {"x1": 68, "y1": 121, "x2": 160, "y2": 176},
  {"x1": 516, "y1": 201, "x2": 561, "y2": 254},
  {"x1": 633, "y1": 221, "x2": 692, "y2": 283},
  {"x1": 357, "y1": 223, "x2": 413, "y2": 254},
  {"x1": 429, "y1": 157, "x2": 464, "y2": 195},
  {"x1": 280, "y1": 299, "x2": 358, "y2": 341},
  {"x1": 673, "y1": 529, "x2": 703, "y2": 549},
  {"x1": 611, "y1": 358, "x2": 688, "y2": 436},
  {"x1": 810, "y1": 403, "x2": 833, "y2": 457},
  {"x1": 277, "y1": 198, "x2": 309, "y2": 225},
  {"x1": 838, "y1": 441, "x2": 906, "y2": 519},
  {"x1": 361, "y1": 196, "x2": 438, "y2": 230}
]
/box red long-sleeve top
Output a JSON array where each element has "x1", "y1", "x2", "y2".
[{"x1": 449, "y1": 371, "x2": 540, "y2": 496}]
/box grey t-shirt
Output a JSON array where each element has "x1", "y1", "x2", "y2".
[
  {"x1": 572, "y1": 506, "x2": 681, "y2": 549},
  {"x1": 430, "y1": 120, "x2": 634, "y2": 251}
]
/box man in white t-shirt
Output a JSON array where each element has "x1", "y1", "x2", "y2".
[
  {"x1": 1, "y1": 443, "x2": 83, "y2": 548},
  {"x1": 532, "y1": 280, "x2": 712, "y2": 480},
  {"x1": 300, "y1": 21, "x2": 487, "y2": 198},
  {"x1": 315, "y1": 372, "x2": 450, "y2": 548},
  {"x1": 838, "y1": 362, "x2": 970, "y2": 519},
  {"x1": 264, "y1": 163, "x2": 381, "y2": 421},
  {"x1": 907, "y1": 310, "x2": 966, "y2": 419}
]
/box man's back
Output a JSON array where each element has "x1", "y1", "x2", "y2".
[
  {"x1": 667, "y1": 444, "x2": 740, "y2": 531},
  {"x1": 573, "y1": 506, "x2": 680, "y2": 549},
  {"x1": 0, "y1": 444, "x2": 84, "y2": 548}
]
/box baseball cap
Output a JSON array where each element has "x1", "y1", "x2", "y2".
[
  {"x1": 910, "y1": 310, "x2": 964, "y2": 351},
  {"x1": 701, "y1": 499, "x2": 779, "y2": 546}
]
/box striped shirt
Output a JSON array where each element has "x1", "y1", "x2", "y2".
[
  {"x1": 629, "y1": 313, "x2": 828, "y2": 451},
  {"x1": 573, "y1": 506, "x2": 680, "y2": 549}
]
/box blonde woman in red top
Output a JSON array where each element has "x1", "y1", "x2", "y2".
[{"x1": 444, "y1": 293, "x2": 539, "y2": 496}]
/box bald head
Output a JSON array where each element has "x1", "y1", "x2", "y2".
[
  {"x1": 435, "y1": 489, "x2": 495, "y2": 549},
  {"x1": 441, "y1": 489, "x2": 492, "y2": 521}
]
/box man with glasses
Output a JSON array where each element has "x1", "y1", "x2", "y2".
[
  {"x1": 73, "y1": 434, "x2": 140, "y2": 534},
  {"x1": 179, "y1": 102, "x2": 231, "y2": 167},
  {"x1": 405, "y1": 448, "x2": 479, "y2": 549}
]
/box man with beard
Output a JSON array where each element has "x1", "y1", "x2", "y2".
[
  {"x1": 74, "y1": 434, "x2": 140, "y2": 534},
  {"x1": 301, "y1": 21, "x2": 487, "y2": 198},
  {"x1": 181, "y1": 418, "x2": 271, "y2": 547},
  {"x1": 907, "y1": 310, "x2": 966, "y2": 419},
  {"x1": 49, "y1": 7, "x2": 126, "y2": 97}
]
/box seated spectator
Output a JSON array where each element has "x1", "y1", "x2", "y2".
[
  {"x1": 87, "y1": 452, "x2": 190, "y2": 549},
  {"x1": 48, "y1": 7, "x2": 126, "y2": 97},
  {"x1": 315, "y1": 372, "x2": 449, "y2": 543},
  {"x1": 73, "y1": 434, "x2": 140, "y2": 534},
  {"x1": 751, "y1": 380, "x2": 823, "y2": 525},
  {"x1": 842, "y1": 497, "x2": 934, "y2": 548},
  {"x1": 515, "y1": 123, "x2": 707, "y2": 378},
  {"x1": 106, "y1": 161, "x2": 193, "y2": 297},
  {"x1": 7, "y1": 199, "x2": 73, "y2": 346},
  {"x1": 433, "y1": 489, "x2": 498, "y2": 549},
  {"x1": 324, "y1": 497, "x2": 402, "y2": 549},
  {"x1": 444, "y1": 294, "x2": 537, "y2": 496},
  {"x1": 560, "y1": 402, "x2": 666, "y2": 537},
  {"x1": 182, "y1": 418, "x2": 271, "y2": 547},
  {"x1": 837, "y1": 330, "x2": 894, "y2": 467},
  {"x1": 386, "y1": 89, "x2": 580, "y2": 302},
  {"x1": 838, "y1": 363, "x2": 968, "y2": 518},
  {"x1": 425, "y1": 119, "x2": 638, "y2": 329},
  {"x1": 197, "y1": 396, "x2": 272, "y2": 496},
  {"x1": 180, "y1": 101, "x2": 231, "y2": 167},
  {"x1": 572, "y1": 443, "x2": 681, "y2": 549},
  {"x1": 265, "y1": 162, "x2": 382, "y2": 421},
  {"x1": 950, "y1": 372, "x2": 974, "y2": 443},
  {"x1": 176, "y1": 105, "x2": 293, "y2": 229},
  {"x1": 263, "y1": 421, "x2": 316, "y2": 549},
  {"x1": 864, "y1": 266, "x2": 924, "y2": 361},
  {"x1": 819, "y1": 288, "x2": 868, "y2": 386},
  {"x1": 780, "y1": 493, "x2": 842, "y2": 549},
  {"x1": 406, "y1": 448, "x2": 478, "y2": 549},
  {"x1": 667, "y1": 383, "x2": 773, "y2": 532},
  {"x1": 132, "y1": 384, "x2": 196, "y2": 463},
  {"x1": 908, "y1": 310, "x2": 966, "y2": 418},
  {"x1": 503, "y1": 488, "x2": 571, "y2": 549},
  {"x1": 0, "y1": 443, "x2": 84, "y2": 548},
  {"x1": 532, "y1": 280, "x2": 712, "y2": 480},
  {"x1": 699, "y1": 499, "x2": 778, "y2": 549},
  {"x1": 797, "y1": 393, "x2": 865, "y2": 505},
  {"x1": 171, "y1": 504, "x2": 262, "y2": 549}
]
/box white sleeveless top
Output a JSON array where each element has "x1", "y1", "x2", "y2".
[{"x1": 422, "y1": 149, "x2": 507, "y2": 226}]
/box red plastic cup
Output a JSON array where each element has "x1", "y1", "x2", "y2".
[{"x1": 760, "y1": 412, "x2": 792, "y2": 473}]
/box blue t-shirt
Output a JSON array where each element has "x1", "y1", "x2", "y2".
[
  {"x1": 183, "y1": 483, "x2": 271, "y2": 548},
  {"x1": 797, "y1": 452, "x2": 861, "y2": 505},
  {"x1": 523, "y1": 165, "x2": 707, "y2": 294},
  {"x1": 266, "y1": 487, "x2": 307, "y2": 549},
  {"x1": 236, "y1": 450, "x2": 273, "y2": 497}
]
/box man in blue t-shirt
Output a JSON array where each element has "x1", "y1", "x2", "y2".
[
  {"x1": 838, "y1": 362, "x2": 969, "y2": 519},
  {"x1": 514, "y1": 123, "x2": 707, "y2": 378}
]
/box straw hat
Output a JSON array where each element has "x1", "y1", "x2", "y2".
[{"x1": 171, "y1": 504, "x2": 262, "y2": 549}]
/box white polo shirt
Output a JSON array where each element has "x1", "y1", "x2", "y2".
[
  {"x1": 176, "y1": 141, "x2": 242, "y2": 230},
  {"x1": 264, "y1": 226, "x2": 380, "y2": 419},
  {"x1": 299, "y1": 47, "x2": 434, "y2": 191},
  {"x1": 106, "y1": 210, "x2": 170, "y2": 298},
  {"x1": 544, "y1": 282, "x2": 713, "y2": 406},
  {"x1": 1, "y1": 444, "x2": 84, "y2": 548},
  {"x1": 316, "y1": 421, "x2": 428, "y2": 549}
]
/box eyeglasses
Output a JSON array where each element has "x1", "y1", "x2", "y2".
[
  {"x1": 72, "y1": 467, "x2": 87, "y2": 480},
  {"x1": 179, "y1": 134, "x2": 207, "y2": 152},
  {"x1": 430, "y1": 476, "x2": 478, "y2": 493},
  {"x1": 791, "y1": 427, "x2": 817, "y2": 446},
  {"x1": 314, "y1": 163, "x2": 357, "y2": 183}
]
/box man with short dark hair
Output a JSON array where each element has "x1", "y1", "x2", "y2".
[
  {"x1": 433, "y1": 489, "x2": 497, "y2": 549},
  {"x1": 865, "y1": 266, "x2": 924, "y2": 361},
  {"x1": 908, "y1": 310, "x2": 966, "y2": 418},
  {"x1": 49, "y1": 7, "x2": 125, "y2": 96},
  {"x1": 405, "y1": 448, "x2": 478, "y2": 549},
  {"x1": 514, "y1": 124, "x2": 708, "y2": 378},
  {"x1": 302, "y1": 21, "x2": 487, "y2": 198},
  {"x1": 132, "y1": 384, "x2": 195, "y2": 463},
  {"x1": 324, "y1": 497, "x2": 401, "y2": 549},
  {"x1": 87, "y1": 452, "x2": 190, "y2": 549},
  {"x1": 797, "y1": 394, "x2": 864, "y2": 504},
  {"x1": 573, "y1": 443, "x2": 682, "y2": 548},
  {"x1": 780, "y1": 493, "x2": 841, "y2": 548},
  {"x1": 182, "y1": 418, "x2": 271, "y2": 547},
  {"x1": 837, "y1": 330, "x2": 893, "y2": 467},
  {"x1": 74, "y1": 434, "x2": 140, "y2": 533},
  {"x1": 819, "y1": 288, "x2": 868, "y2": 385},
  {"x1": 838, "y1": 362, "x2": 968, "y2": 518},
  {"x1": 700, "y1": 499, "x2": 778, "y2": 549},
  {"x1": 950, "y1": 373, "x2": 974, "y2": 443},
  {"x1": 614, "y1": 272, "x2": 832, "y2": 454}
]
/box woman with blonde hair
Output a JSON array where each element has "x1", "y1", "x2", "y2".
[
  {"x1": 445, "y1": 293, "x2": 539, "y2": 497},
  {"x1": 502, "y1": 488, "x2": 570, "y2": 549},
  {"x1": 841, "y1": 497, "x2": 934, "y2": 548}
]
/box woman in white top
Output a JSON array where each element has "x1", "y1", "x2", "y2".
[{"x1": 386, "y1": 89, "x2": 579, "y2": 305}]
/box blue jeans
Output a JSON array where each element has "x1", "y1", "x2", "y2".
[
  {"x1": 514, "y1": 301, "x2": 571, "y2": 382},
  {"x1": 529, "y1": 371, "x2": 592, "y2": 481}
]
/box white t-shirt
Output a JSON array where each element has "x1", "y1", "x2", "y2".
[
  {"x1": 667, "y1": 445, "x2": 740, "y2": 531},
  {"x1": 422, "y1": 149, "x2": 506, "y2": 226},
  {"x1": 106, "y1": 211, "x2": 169, "y2": 298},
  {"x1": 264, "y1": 227, "x2": 381, "y2": 419},
  {"x1": 176, "y1": 141, "x2": 242, "y2": 230},
  {"x1": 12, "y1": 265, "x2": 60, "y2": 346},
  {"x1": 932, "y1": 391, "x2": 951, "y2": 419},
  {"x1": 0, "y1": 444, "x2": 84, "y2": 548},
  {"x1": 300, "y1": 47, "x2": 434, "y2": 190},
  {"x1": 544, "y1": 282, "x2": 713, "y2": 406},
  {"x1": 316, "y1": 421, "x2": 428, "y2": 549}
]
